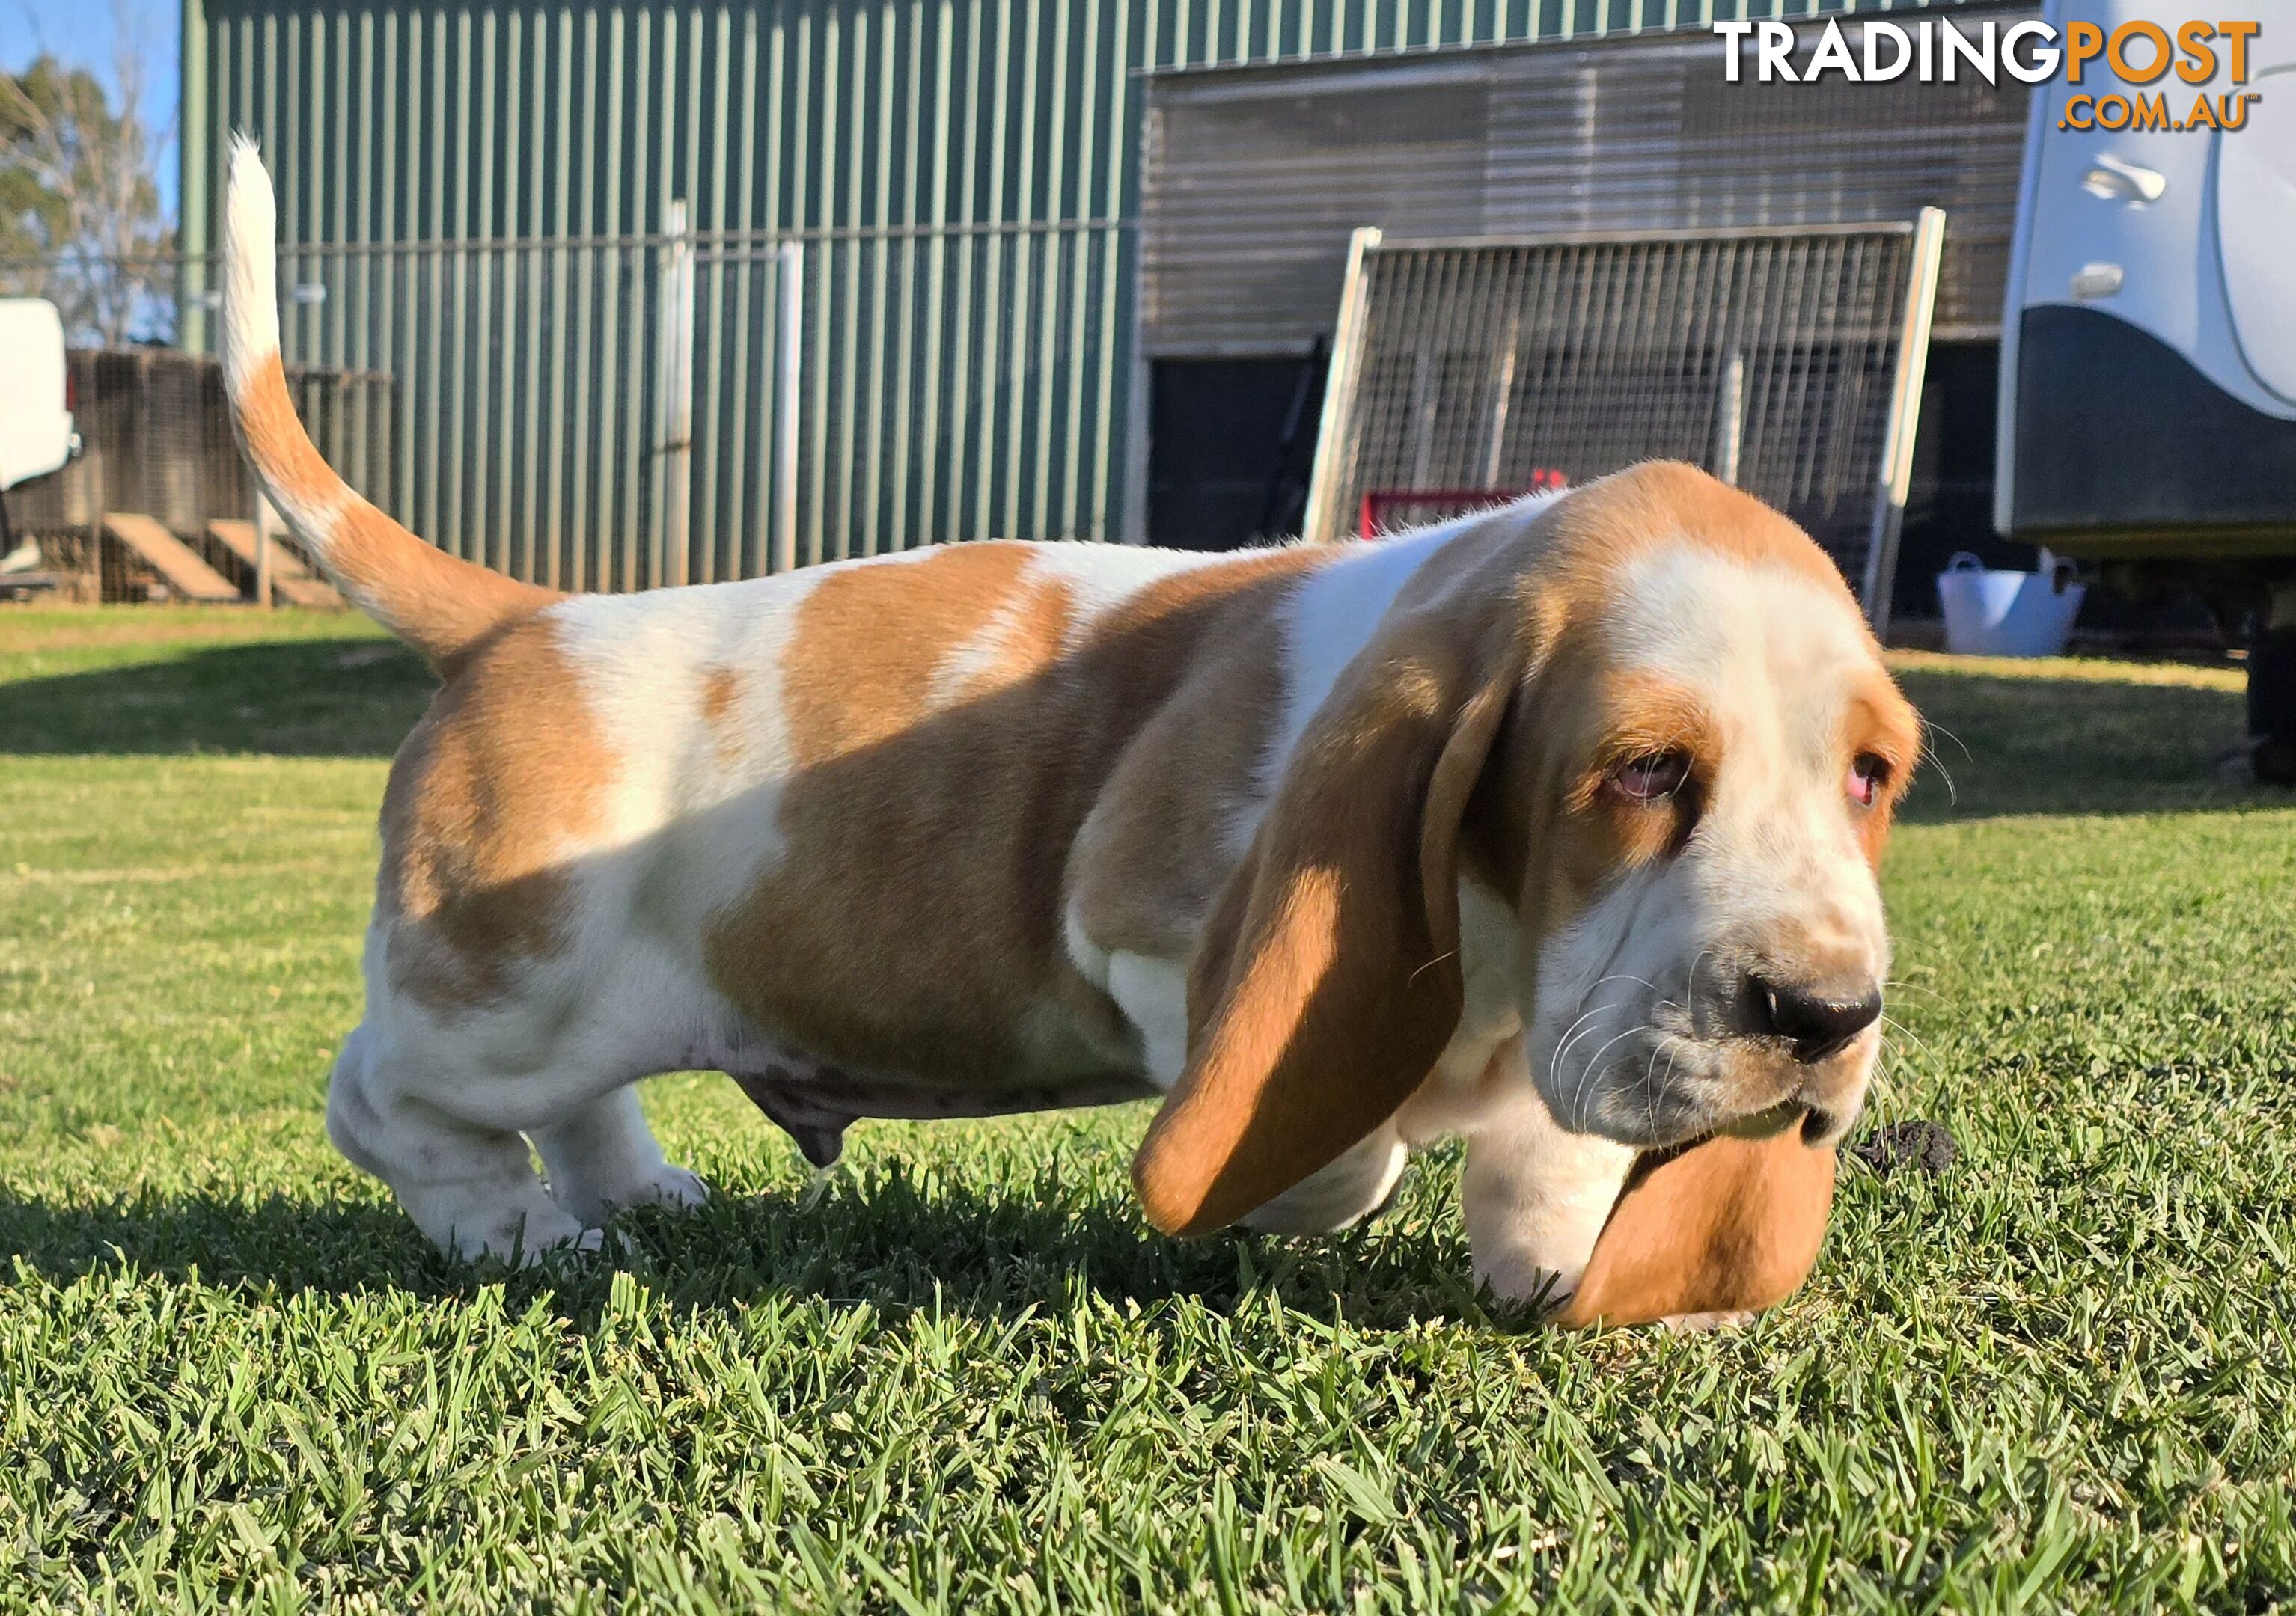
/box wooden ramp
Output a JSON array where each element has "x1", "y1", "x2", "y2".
[
  {"x1": 103, "y1": 513, "x2": 240, "y2": 603},
  {"x1": 205, "y1": 519, "x2": 344, "y2": 610}
]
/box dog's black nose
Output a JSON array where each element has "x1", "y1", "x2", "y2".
[{"x1": 1750, "y1": 976, "x2": 1882, "y2": 1063}]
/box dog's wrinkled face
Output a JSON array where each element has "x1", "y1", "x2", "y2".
[
  {"x1": 1132, "y1": 467, "x2": 1921, "y2": 1244},
  {"x1": 1520, "y1": 539, "x2": 1919, "y2": 1151}
]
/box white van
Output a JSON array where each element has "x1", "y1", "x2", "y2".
[
  {"x1": 1997, "y1": 0, "x2": 2296, "y2": 772},
  {"x1": 0, "y1": 297, "x2": 76, "y2": 590},
  {"x1": 0, "y1": 298, "x2": 75, "y2": 494}
]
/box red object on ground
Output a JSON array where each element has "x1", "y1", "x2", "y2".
[{"x1": 1357, "y1": 474, "x2": 1567, "y2": 539}]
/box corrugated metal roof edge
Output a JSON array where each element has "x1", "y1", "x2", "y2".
[{"x1": 1135, "y1": 0, "x2": 2044, "y2": 85}]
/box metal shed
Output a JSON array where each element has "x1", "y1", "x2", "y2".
[
  {"x1": 1137, "y1": 7, "x2": 2036, "y2": 558},
  {"x1": 1141, "y1": 13, "x2": 2034, "y2": 358},
  {"x1": 176, "y1": 0, "x2": 2004, "y2": 583}
]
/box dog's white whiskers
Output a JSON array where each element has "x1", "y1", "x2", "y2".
[
  {"x1": 1879, "y1": 977, "x2": 1952, "y2": 1004},
  {"x1": 1550, "y1": 992, "x2": 1636, "y2": 1086},
  {"x1": 1639, "y1": 1031, "x2": 1685, "y2": 1141},
  {"x1": 1922, "y1": 715, "x2": 1974, "y2": 762},
  {"x1": 1578, "y1": 970, "x2": 1663, "y2": 1003},
  {"x1": 1684, "y1": 948, "x2": 1715, "y2": 1037},
  {"x1": 1561, "y1": 988, "x2": 1657, "y2": 1130},
  {"x1": 1877, "y1": 1016, "x2": 1949, "y2": 1087},
  {"x1": 1917, "y1": 716, "x2": 1967, "y2": 807},
  {"x1": 1575, "y1": 1023, "x2": 1649, "y2": 1120}
]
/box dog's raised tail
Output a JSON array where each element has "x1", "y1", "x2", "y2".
[{"x1": 222, "y1": 137, "x2": 556, "y2": 664}]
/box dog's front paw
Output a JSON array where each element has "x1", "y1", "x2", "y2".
[
  {"x1": 634, "y1": 1164, "x2": 710, "y2": 1211},
  {"x1": 443, "y1": 1204, "x2": 602, "y2": 1267},
  {"x1": 549, "y1": 1163, "x2": 712, "y2": 1227},
  {"x1": 1472, "y1": 1252, "x2": 1582, "y2": 1320},
  {"x1": 1658, "y1": 1309, "x2": 1756, "y2": 1334}
]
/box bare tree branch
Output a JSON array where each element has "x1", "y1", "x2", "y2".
[{"x1": 0, "y1": 0, "x2": 177, "y2": 343}]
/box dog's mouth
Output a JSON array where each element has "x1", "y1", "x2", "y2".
[
  {"x1": 1549, "y1": 1017, "x2": 1870, "y2": 1149},
  {"x1": 1801, "y1": 1102, "x2": 1846, "y2": 1145},
  {"x1": 1723, "y1": 1094, "x2": 1851, "y2": 1145}
]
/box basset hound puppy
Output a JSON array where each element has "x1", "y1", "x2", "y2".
[{"x1": 222, "y1": 144, "x2": 1917, "y2": 1325}]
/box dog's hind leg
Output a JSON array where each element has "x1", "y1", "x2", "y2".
[
  {"x1": 529, "y1": 1085, "x2": 708, "y2": 1228},
  {"x1": 327, "y1": 1021, "x2": 596, "y2": 1262}
]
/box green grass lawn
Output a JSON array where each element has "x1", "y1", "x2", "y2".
[{"x1": 1, "y1": 605, "x2": 2292, "y2": 1612}]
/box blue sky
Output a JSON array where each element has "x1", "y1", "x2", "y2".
[{"x1": 3, "y1": 0, "x2": 182, "y2": 213}]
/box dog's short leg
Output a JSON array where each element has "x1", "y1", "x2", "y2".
[
  {"x1": 1460, "y1": 1088, "x2": 1639, "y2": 1312},
  {"x1": 530, "y1": 1086, "x2": 708, "y2": 1228},
  {"x1": 1236, "y1": 1123, "x2": 1409, "y2": 1235},
  {"x1": 327, "y1": 1024, "x2": 593, "y2": 1262},
  {"x1": 1659, "y1": 1310, "x2": 1756, "y2": 1333}
]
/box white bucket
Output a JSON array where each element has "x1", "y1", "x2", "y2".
[{"x1": 1936, "y1": 551, "x2": 2085, "y2": 658}]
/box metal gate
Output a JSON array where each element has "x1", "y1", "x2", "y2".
[
  {"x1": 257, "y1": 230, "x2": 803, "y2": 592},
  {"x1": 4, "y1": 218, "x2": 1132, "y2": 590},
  {"x1": 259, "y1": 222, "x2": 1135, "y2": 584},
  {"x1": 1302, "y1": 215, "x2": 1947, "y2": 628}
]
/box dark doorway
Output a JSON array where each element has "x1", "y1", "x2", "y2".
[
  {"x1": 1147, "y1": 354, "x2": 1325, "y2": 551},
  {"x1": 1893, "y1": 340, "x2": 2014, "y2": 623},
  {"x1": 1893, "y1": 340, "x2": 2216, "y2": 640}
]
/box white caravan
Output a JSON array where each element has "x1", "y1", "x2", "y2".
[{"x1": 1997, "y1": 0, "x2": 2296, "y2": 771}]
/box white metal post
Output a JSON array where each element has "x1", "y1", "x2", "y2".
[
  {"x1": 1863, "y1": 207, "x2": 1948, "y2": 637},
  {"x1": 1301, "y1": 226, "x2": 1382, "y2": 545},
  {"x1": 1713, "y1": 347, "x2": 1745, "y2": 488},
  {"x1": 772, "y1": 240, "x2": 804, "y2": 575},
  {"x1": 254, "y1": 492, "x2": 275, "y2": 610},
  {"x1": 660, "y1": 200, "x2": 696, "y2": 588}
]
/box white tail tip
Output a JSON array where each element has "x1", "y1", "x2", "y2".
[{"x1": 220, "y1": 133, "x2": 280, "y2": 397}]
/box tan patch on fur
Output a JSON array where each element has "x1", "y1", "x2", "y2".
[
  {"x1": 234, "y1": 355, "x2": 339, "y2": 505},
  {"x1": 935, "y1": 575, "x2": 1081, "y2": 709},
  {"x1": 782, "y1": 545, "x2": 1036, "y2": 764},
  {"x1": 1542, "y1": 461, "x2": 1857, "y2": 608},
  {"x1": 705, "y1": 543, "x2": 1322, "y2": 1089},
  {"x1": 379, "y1": 613, "x2": 614, "y2": 1011},
  {"x1": 234, "y1": 354, "x2": 557, "y2": 666},
  {"x1": 1465, "y1": 608, "x2": 1658, "y2": 954},
  {"x1": 1553, "y1": 1130, "x2": 1837, "y2": 1327},
  {"x1": 1065, "y1": 553, "x2": 1322, "y2": 961},
  {"x1": 699, "y1": 668, "x2": 745, "y2": 771},
  {"x1": 1545, "y1": 670, "x2": 1722, "y2": 867}
]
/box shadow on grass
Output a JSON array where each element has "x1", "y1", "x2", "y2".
[
  {"x1": 0, "y1": 636, "x2": 434, "y2": 757},
  {"x1": 1892, "y1": 669, "x2": 2269, "y2": 822},
  {"x1": 2, "y1": 622, "x2": 2278, "y2": 818},
  {"x1": 0, "y1": 1148, "x2": 1498, "y2": 1332}
]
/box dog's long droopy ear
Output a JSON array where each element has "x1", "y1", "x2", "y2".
[
  {"x1": 1132, "y1": 628, "x2": 1518, "y2": 1237},
  {"x1": 1551, "y1": 1130, "x2": 1837, "y2": 1328}
]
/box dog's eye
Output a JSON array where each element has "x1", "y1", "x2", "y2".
[
  {"x1": 1848, "y1": 753, "x2": 1890, "y2": 807},
  {"x1": 1611, "y1": 751, "x2": 1691, "y2": 803}
]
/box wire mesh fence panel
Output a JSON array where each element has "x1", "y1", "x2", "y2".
[
  {"x1": 269, "y1": 237, "x2": 689, "y2": 592},
  {"x1": 1306, "y1": 221, "x2": 1944, "y2": 607},
  {"x1": 4, "y1": 221, "x2": 1129, "y2": 591},
  {"x1": 777, "y1": 223, "x2": 1130, "y2": 570}
]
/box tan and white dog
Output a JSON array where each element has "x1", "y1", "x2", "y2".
[{"x1": 222, "y1": 143, "x2": 1918, "y2": 1326}]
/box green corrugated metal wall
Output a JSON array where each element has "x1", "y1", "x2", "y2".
[{"x1": 180, "y1": 0, "x2": 1976, "y2": 578}]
